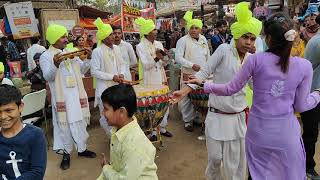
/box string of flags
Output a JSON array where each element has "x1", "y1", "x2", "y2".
[{"x1": 106, "y1": 0, "x2": 217, "y2": 10}]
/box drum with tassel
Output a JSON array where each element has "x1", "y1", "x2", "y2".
[{"x1": 133, "y1": 84, "x2": 170, "y2": 134}]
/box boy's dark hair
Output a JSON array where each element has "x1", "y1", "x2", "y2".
[
  {"x1": 215, "y1": 20, "x2": 227, "y2": 28},
  {"x1": 101, "y1": 84, "x2": 137, "y2": 117},
  {"x1": 0, "y1": 84, "x2": 22, "y2": 106},
  {"x1": 264, "y1": 12, "x2": 294, "y2": 73}
]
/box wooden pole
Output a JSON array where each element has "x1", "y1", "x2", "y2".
[{"x1": 201, "y1": 4, "x2": 205, "y2": 23}]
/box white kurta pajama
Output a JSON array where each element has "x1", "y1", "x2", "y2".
[
  {"x1": 40, "y1": 46, "x2": 91, "y2": 154},
  {"x1": 117, "y1": 40, "x2": 138, "y2": 80},
  {"x1": 189, "y1": 44, "x2": 248, "y2": 180},
  {"x1": 175, "y1": 34, "x2": 210, "y2": 124},
  {"x1": 91, "y1": 44, "x2": 126, "y2": 136},
  {"x1": 136, "y1": 38, "x2": 169, "y2": 132}
]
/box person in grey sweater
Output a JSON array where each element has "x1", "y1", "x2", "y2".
[{"x1": 300, "y1": 14, "x2": 320, "y2": 180}]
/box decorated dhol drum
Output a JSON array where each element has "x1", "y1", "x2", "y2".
[
  {"x1": 188, "y1": 88, "x2": 209, "y2": 112},
  {"x1": 133, "y1": 85, "x2": 170, "y2": 133},
  {"x1": 188, "y1": 87, "x2": 209, "y2": 141}
]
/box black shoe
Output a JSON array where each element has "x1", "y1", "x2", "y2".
[
  {"x1": 150, "y1": 135, "x2": 157, "y2": 142},
  {"x1": 161, "y1": 131, "x2": 173, "y2": 137},
  {"x1": 184, "y1": 124, "x2": 193, "y2": 132},
  {"x1": 78, "y1": 150, "x2": 97, "y2": 158},
  {"x1": 307, "y1": 169, "x2": 320, "y2": 180},
  {"x1": 60, "y1": 153, "x2": 70, "y2": 170}
]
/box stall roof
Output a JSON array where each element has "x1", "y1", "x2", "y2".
[
  {"x1": 156, "y1": 5, "x2": 217, "y2": 17},
  {"x1": 77, "y1": 5, "x2": 112, "y2": 19}
]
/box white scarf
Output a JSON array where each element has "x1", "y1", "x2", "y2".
[
  {"x1": 141, "y1": 38, "x2": 167, "y2": 84},
  {"x1": 53, "y1": 48, "x2": 90, "y2": 129}
]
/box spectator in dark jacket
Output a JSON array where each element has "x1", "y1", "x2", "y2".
[
  {"x1": 25, "y1": 53, "x2": 46, "y2": 91},
  {"x1": 210, "y1": 20, "x2": 233, "y2": 53}
]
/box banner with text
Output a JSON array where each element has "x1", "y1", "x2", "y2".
[
  {"x1": 4, "y1": 1, "x2": 39, "y2": 39},
  {"x1": 122, "y1": 3, "x2": 155, "y2": 33}
]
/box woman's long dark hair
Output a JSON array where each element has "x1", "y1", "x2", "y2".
[
  {"x1": 75, "y1": 36, "x2": 84, "y2": 47},
  {"x1": 264, "y1": 13, "x2": 294, "y2": 73}
]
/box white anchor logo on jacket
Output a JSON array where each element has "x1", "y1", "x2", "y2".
[{"x1": 5, "y1": 151, "x2": 22, "y2": 178}]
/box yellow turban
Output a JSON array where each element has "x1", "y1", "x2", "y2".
[
  {"x1": 94, "y1": 17, "x2": 113, "y2": 45},
  {"x1": 46, "y1": 24, "x2": 67, "y2": 45},
  {"x1": 134, "y1": 17, "x2": 155, "y2": 36},
  {"x1": 231, "y1": 2, "x2": 262, "y2": 40},
  {"x1": 183, "y1": 11, "x2": 203, "y2": 30},
  {"x1": 0, "y1": 62, "x2": 4, "y2": 73}
]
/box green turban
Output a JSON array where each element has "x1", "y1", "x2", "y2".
[
  {"x1": 94, "y1": 17, "x2": 113, "y2": 45},
  {"x1": 183, "y1": 11, "x2": 203, "y2": 30},
  {"x1": 46, "y1": 24, "x2": 67, "y2": 45},
  {"x1": 65, "y1": 43, "x2": 78, "y2": 52},
  {"x1": 231, "y1": 2, "x2": 262, "y2": 39},
  {"x1": 134, "y1": 17, "x2": 155, "y2": 36},
  {"x1": 0, "y1": 62, "x2": 4, "y2": 73}
]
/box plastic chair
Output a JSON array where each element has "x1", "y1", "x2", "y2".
[{"x1": 21, "y1": 89, "x2": 49, "y2": 149}]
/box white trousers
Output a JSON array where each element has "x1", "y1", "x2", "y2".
[
  {"x1": 159, "y1": 108, "x2": 169, "y2": 133},
  {"x1": 52, "y1": 107, "x2": 89, "y2": 154},
  {"x1": 178, "y1": 84, "x2": 196, "y2": 123},
  {"x1": 205, "y1": 137, "x2": 246, "y2": 180}
]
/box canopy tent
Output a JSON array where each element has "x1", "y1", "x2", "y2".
[{"x1": 80, "y1": 15, "x2": 121, "y2": 29}]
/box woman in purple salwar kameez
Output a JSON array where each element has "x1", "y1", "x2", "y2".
[{"x1": 176, "y1": 13, "x2": 320, "y2": 179}]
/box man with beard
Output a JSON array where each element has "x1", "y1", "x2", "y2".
[
  {"x1": 175, "y1": 11, "x2": 210, "y2": 132},
  {"x1": 211, "y1": 20, "x2": 232, "y2": 53},
  {"x1": 135, "y1": 17, "x2": 173, "y2": 140},
  {"x1": 300, "y1": 12, "x2": 320, "y2": 180},
  {"x1": 113, "y1": 26, "x2": 137, "y2": 81},
  {"x1": 300, "y1": 5, "x2": 319, "y2": 43},
  {"x1": 91, "y1": 18, "x2": 127, "y2": 136}
]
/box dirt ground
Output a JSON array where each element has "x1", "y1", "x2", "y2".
[{"x1": 44, "y1": 106, "x2": 320, "y2": 180}]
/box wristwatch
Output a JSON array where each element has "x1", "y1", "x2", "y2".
[
  {"x1": 200, "y1": 81, "x2": 205, "y2": 88},
  {"x1": 315, "y1": 88, "x2": 320, "y2": 94}
]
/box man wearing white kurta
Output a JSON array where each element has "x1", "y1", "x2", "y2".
[
  {"x1": 172, "y1": 4, "x2": 262, "y2": 179},
  {"x1": 175, "y1": 11, "x2": 210, "y2": 132},
  {"x1": 27, "y1": 37, "x2": 46, "y2": 71},
  {"x1": 113, "y1": 26, "x2": 138, "y2": 81},
  {"x1": 135, "y1": 17, "x2": 173, "y2": 139},
  {"x1": 91, "y1": 18, "x2": 126, "y2": 136},
  {"x1": 40, "y1": 24, "x2": 96, "y2": 171}
]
